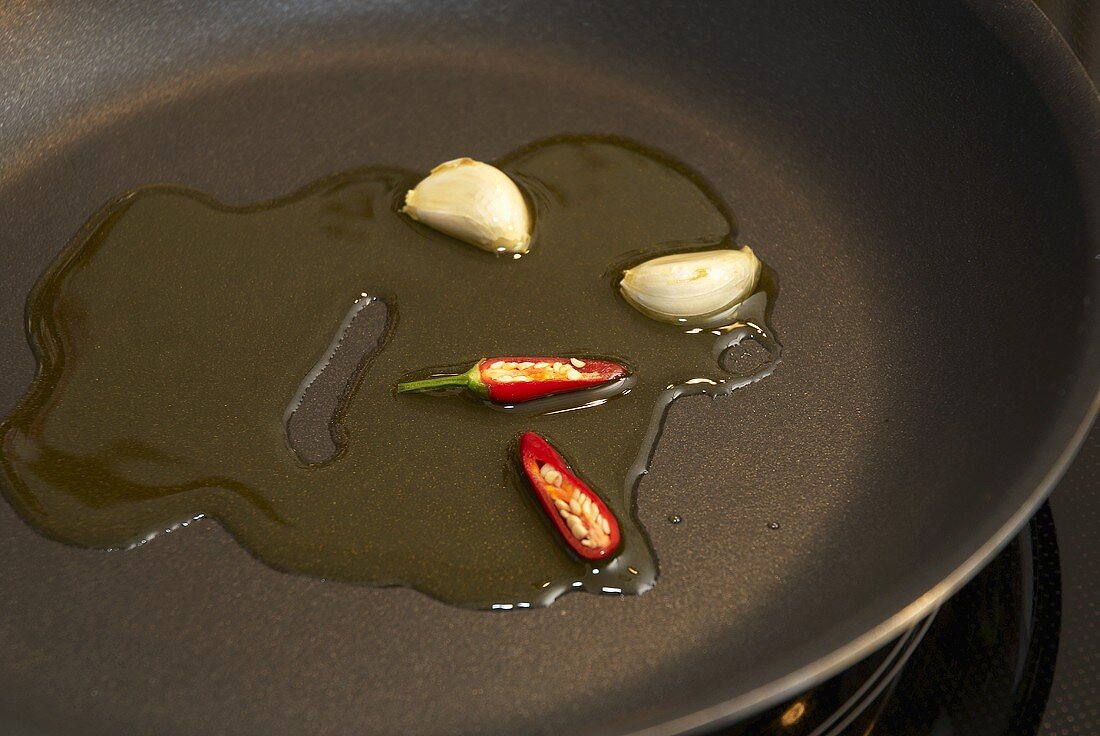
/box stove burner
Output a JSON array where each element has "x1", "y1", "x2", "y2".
[{"x1": 714, "y1": 504, "x2": 1061, "y2": 735}]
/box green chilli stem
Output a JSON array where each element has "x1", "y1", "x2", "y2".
[{"x1": 396, "y1": 362, "x2": 488, "y2": 397}]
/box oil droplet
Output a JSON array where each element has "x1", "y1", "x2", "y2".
[{"x1": 668, "y1": 514, "x2": 682, "y2": 524}]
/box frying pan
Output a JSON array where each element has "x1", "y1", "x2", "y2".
[{"x1": 0, "y1": 1, "x2": 1097, "y2": 734}]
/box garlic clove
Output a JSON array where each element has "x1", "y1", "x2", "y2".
[
  {"x1": 402, "y1": 157, "x2": 531, "y2": 254},
  {"x1": 620, "y1": 247, "x2": 762, "y2": 323}
]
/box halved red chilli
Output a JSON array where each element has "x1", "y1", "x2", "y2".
[
  {"x1": 519, "y1": 431, "x2": 620, "y2": 560},
  {"x1": 396, "y1": 356, "x2": 628, "y2": 403}
]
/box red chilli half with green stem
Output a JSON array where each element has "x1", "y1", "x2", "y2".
[
  {"x1": 519, "y1": 432, "x2": 620, "y2": 560},
  {"x1": 396, "y1": 356, "x2": 628, "y2": 403}
]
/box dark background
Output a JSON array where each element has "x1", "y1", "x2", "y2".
[{"x1": 1033, "y1": 2, "x2": 1099, "y2": 734}]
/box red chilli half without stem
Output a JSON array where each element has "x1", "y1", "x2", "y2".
[{"x1": 519, "y1": 431, "x2": 620, "y2": 561}]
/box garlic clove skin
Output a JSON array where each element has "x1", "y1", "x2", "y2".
[
  {"x1": 402, "y1": 158, "x2": 531, "y2": 254},
  {"x1": 620, "y1": 247, "x2": 762, "y2": 323}
]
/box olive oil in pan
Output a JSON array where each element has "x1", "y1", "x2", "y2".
[{"x1": 0, "y1": 137, "x2": 779, "y2": 608}]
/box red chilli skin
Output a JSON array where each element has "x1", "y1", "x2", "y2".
[
  {"x1": 395, "y1": 356, "x2": 628, "y2": 404},
  {"x1": 481, "y1": 357, "x2": 627, "y2": 403},
  {"x1": 519, "y1": 432, "x2": 621, "y2": 561}
]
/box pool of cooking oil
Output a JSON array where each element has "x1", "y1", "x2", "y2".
[{"x1": 0, "y1": 136, "x2": 779, "y2": 608}]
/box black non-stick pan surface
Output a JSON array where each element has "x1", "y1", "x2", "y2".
[{"x1": 1, "y1": 2, "x2": 1097, "y2": 735}]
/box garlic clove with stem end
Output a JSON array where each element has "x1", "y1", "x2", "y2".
[
  {"x1": 402, "y1": 158, "x2": 531, "y2": 254},
  {"x1": 620, "y1": 247, "x2": 762, "y2": 323}
]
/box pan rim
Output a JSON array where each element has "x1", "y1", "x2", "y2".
[{"x1": 622, "y1": 0, "x2": 1100, "y2": 731}]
